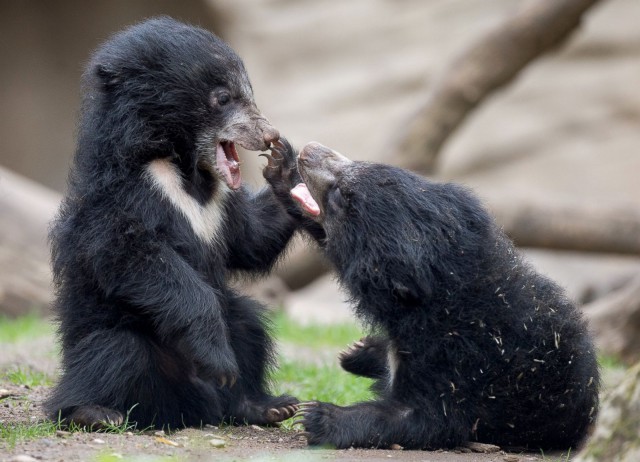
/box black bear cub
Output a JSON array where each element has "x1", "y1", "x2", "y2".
[
  {"x1": 270, "y1": 141, "x2": 599, "y2": 450},
  {"x1": 46, "y1": 18, "x2": 299, "y2": 429}
]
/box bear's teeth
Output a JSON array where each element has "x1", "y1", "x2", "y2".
[{"x1": 216, "y1": 142, "x2": 242, "y2": 190}]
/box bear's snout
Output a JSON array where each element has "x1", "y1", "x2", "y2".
[{"x1": 299, "y1": 142, "x2": 352, "y2": 169}]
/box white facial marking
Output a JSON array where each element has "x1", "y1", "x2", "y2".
[
  {"x1": 218, "y1": 109, "x2": 253, "y2": 138},
  {"x1": 145, "y1": 159, "x2": 229, "y2": 245},
  {"x1": 239, "y1": 74, "x2": 253, "y2": 101}
]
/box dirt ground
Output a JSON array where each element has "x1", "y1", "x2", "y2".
[{"x1": 0, "y1": 385, "x2": 563, "y2": 462}]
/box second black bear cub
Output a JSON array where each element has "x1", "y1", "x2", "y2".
[{"x1": 275, "y1": 142, "x2": 599, "y2": 450}]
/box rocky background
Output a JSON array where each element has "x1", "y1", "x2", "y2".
[{"x1": 1, "y1": 0, "x2": 639, "y2": 459}]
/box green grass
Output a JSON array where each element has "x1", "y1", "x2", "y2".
[
  {"x1": 598, "y1": 354, "x2": 625, "y2": 370},
  {"x1": 540, "y1": 448, "x2": 572, "y2": 461},
  {"x1": 0, "y1": 406, "x2": 151, "y2": 449},
  {"x1": 0, "y1": 420, "x2": 58, "y2": 448},
  {"x1": 0, "y1": 315, "x2": 59, "y2": 390},
  {"x1": 0, "y1": 314, "x2": 54, "y2": 343},
  {"x1": 95, "y1": 455, "x2": 179, "y2": 462},
  {"x1": 271, "y1": 312, "x2": 375, "y2": 429},
  {"x1": 3, "y1": 367, "x2": 53, "y2": 387},
  {"x1": 273, "y1": 359, "x2": 374, "y2": 405},
  {"x1": 271, "y1": 310, "x2": 366, "y2": 349}
]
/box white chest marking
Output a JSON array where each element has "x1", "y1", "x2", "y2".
[
  {"x1": 387, "y1": 341, "x2": 399, "y2": 390},
  {"x1": 146, "y1": 159, "x2": 229, "y2": 245}
]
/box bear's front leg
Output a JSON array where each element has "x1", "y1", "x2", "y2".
[
  {"x1": 262, "y1": 138, "x2": 301, "y2": 199},
  {"x1": 339, "y1": 336, "x2": 389, "y2": 379}
]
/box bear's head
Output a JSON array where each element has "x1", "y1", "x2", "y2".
[
  {"x1": 82, "y1": 17, "x2": 278, "y2": 189},
  {"x1": 291, "y1": 142, "x2": 440, "y2": 309}
]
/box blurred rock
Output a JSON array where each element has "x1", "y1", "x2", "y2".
[
  {"x1": 574, "y1": 362, "x2": 640, "y2": 462},
  {"x1": 218, "y1": 0, "x2": 525, "y2": 185},
  {"x1": 275, "y1": 235, "x2": 331, "y2": 290},
  {"x1": 233, "y1": 274, "x2": 290, "y2": 310},
  {"x1": 522, "y1": 249, "x2": 640, "y2": 304},
  {"x1": 0, "y1": 167, "x2": 59, "y2": 316},
  {"x1": 583, "y1": 274, "x2": 640, "y2": 365},
  {"x1": 284, "y1": 274, "x2": 354, "y2": 326},
  {"x1": 8, "y1": 455, "x2": 38, "y2": 462}
]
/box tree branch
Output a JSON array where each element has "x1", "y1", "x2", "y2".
[{"x1": 391, "y1": 0, "x2": 603, "y2": 175}]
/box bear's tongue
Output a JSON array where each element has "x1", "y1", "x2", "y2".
[
  {"x1": 291, "y1": 183, "x2": 321, "y2": 216},
  {"x1": 216, "y1": 141, "x2": 242, "y2": 190}
]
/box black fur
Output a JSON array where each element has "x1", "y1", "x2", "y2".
[
  {"x1": 46, "y1": 17, "x2": 299, "y2": 430},
  {"x1": 274, "y1": 142, "x2": 599, "y2": 450}
]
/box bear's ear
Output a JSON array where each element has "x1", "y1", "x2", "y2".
[
  {"x1": 95, "y1": 64, "x2": 123, "y2": 89},
  {"x1": 391, "y1": 279, "x2": 425, "y2": 307}
]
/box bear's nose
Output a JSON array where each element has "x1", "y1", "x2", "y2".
[{"x1": 263, "y1": 127, "x2": 280, "y2": 147}]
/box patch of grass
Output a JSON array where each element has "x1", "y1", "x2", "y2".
[
  {"x1": 0, "y1": 420, "x2": 58, "y2": 448},
  {"x1": 271, "y1": 310, "x2": 365, "y2": 348},
  {"x1": 599, "y1": 354, "x2": 625, "y2": 370},
  {"x1": 3, "y1": 367, "x2": 53, "y2": 387},
  {"x1": 0, "y1": 407, "x2": 150, "y2": 449},
  {"x1": 250, "y1": 453, "x2": 325, "y2": 462},
  {"x1": 273, "y1": 358, "x2": 374, "y2": 424},
  {"x1": 96, "y1": 404, "x2": 148, "y2": 434},
  {"x1": 540, "y1": 448, "x2": 572, "y2": 461},
  {"x1": 0, "y1": 314, "x2": 54, "y2": 343},
  {"x1": 270, "y1": 312, "x2": 375, "y2": 429},
  {"x1": 50, "y1": 404, "x2": 150, "y2": 435},
  {"x1": 96, "y1": 455, "x2": 180, "y2": 462}
]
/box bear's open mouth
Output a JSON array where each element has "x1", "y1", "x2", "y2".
[
  {"x1": 216, "y1": 140, "x2": 241, "y2": 190},
  {"x1": 291, "y1": 182, "x2": 321, "y2": 217}
]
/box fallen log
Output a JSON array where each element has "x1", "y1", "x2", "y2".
[{"x1": 492, "y1": 201, "x2": 640, "y2": 255}]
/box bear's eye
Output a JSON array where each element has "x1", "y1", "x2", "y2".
[
  {"x1": 216, "y1": 92, "x2": 231, "y2": 106},
  {"x1": 326, "y1": 187, "x2": 346, "y2": 212},
  {"x1": 210, "y1": 90, "x2": 231, "y2": 107}
]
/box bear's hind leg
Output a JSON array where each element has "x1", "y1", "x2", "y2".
[
  {"x1": 63, "y1": 405, "x2": 124, "y2": 430},
  {"x1": 47, "y1": 327, "x2": 224, "y2": 430},
  {"x1": 47, "y1": 328, "x2": 154, "y2": 429}
]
